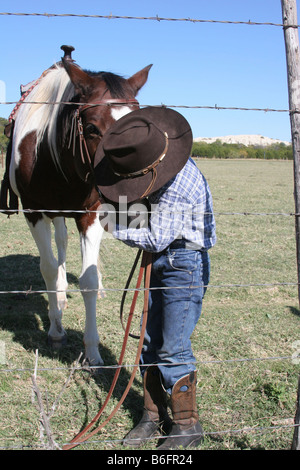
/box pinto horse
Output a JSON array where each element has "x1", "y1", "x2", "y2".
[{"x1": 8, "y1": 46, "x2": 151, "y2": 366}]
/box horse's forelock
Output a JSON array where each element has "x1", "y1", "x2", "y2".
[{"x1": 84, "y1": 70, "x2": 127, "y2": 98}]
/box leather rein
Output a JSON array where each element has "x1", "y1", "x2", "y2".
[
  {"x1": 68, "y1": 98, "x2": 140, "y2": 182},
  {"x1": 63, "y1": 249, "x2": 152, "y2": 451}
]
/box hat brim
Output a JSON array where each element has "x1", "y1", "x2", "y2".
[{"x1": 94, "y1": 107, "x2": 193, "y2": 203}]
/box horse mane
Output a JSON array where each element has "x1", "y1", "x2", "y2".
[
  {"x1": 12, "y1": 65, "x2": 72, "y2": 174},
  {"x1": 13, "y1": 65, "x2": 128, "y2": 176}
]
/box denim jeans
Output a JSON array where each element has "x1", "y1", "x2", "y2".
[{"x1": 140, "y1": 247, "x2": 210, "y2": 393}]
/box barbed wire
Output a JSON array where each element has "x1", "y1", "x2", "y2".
[
  {"x1": 0, "y1": 355, "x2": 295, "y2": 375},
  {"x1": 0, "y1": 421, "x2": 298, "y2": 450},
  {"x1": 0, "y1": 281, "x2": 297, "y2": 297},
  {"x1": 0, "y1": 100, "x2": 294, "y2": 114},
  {"x1": 0, "y1": 208, "x2": 297, "y2": 216},
  {"x1": 0, "y1": 11, "x2": 297, "y2": 28},
  {"x1": 61, "y1": 422, "x2": 299, "y2": 449},
  {"x1": 0, "y1": 205, "x2": 296, "y2": 296}
]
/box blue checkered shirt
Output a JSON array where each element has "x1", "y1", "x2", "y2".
[{"x1": 113, "y1": 158, "x2": 217, "y2": 252}]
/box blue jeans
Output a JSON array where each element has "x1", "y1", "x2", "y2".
[{"x1": 140, "y1": 247, "x2": 210, "y2": 393}]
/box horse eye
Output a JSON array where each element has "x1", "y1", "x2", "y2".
[{"x1": 85, "y1": 124, "x2": 102, "y2": 137}]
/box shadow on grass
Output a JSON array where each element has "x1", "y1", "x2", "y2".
[
  {"x1": 288, "y1": 306, "x2": 300, "y2": 318},
  {"x1": 0, "y1": 254, "x2": 81, "y2": 363},
  {"x1": 0, "y1": 254, "x2": 144, "y2": 426}
]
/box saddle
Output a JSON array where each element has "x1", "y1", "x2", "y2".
[{"x1": 0, "y1": 120, "x2": 19, "y2": 216}]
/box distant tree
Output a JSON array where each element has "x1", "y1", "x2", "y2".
[
  {"x1": 0, "y1": 117, "x2": 9, "y2": 152},
  {"x1": 191, "y1": 140, "x2": 293, "y2": 160}
]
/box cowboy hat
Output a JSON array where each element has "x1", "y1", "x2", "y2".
[{"x1": 94, "y1": 106, "x2": 193, "y2": 203}]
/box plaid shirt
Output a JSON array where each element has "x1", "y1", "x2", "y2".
[{"x1": 113, "y1": 158, "x2": 217, "y2": 253}]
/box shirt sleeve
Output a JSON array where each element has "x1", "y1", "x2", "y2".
[
  {"x1": 111, "y1": 158, "x2": 216, "y2": 252},
  {"x1": 112, "y1": 195, "x2": 184, "y2": 252}
]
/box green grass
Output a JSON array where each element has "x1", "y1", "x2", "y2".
[{"x1": 0, "y1": 159, "x2": 299, "y2": 450}]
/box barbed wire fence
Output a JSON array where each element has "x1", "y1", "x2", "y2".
[
  {"x1": 0, "y1": 10, "x2": 297, "y2": 27},
  {"x1": 0, "y1": 2, "x2": 299, "y2": 450}
]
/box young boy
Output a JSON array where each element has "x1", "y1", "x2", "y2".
[{"x1": 94, "y1": 106, "x2": 216, "y2": 449}]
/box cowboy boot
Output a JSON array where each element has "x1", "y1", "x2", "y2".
[
  {"x1": 158, "y1": 371, "x2": 204, "y2": 450},
  {"x1": 123, "y1": 366, "x2": 171, "y2": 448}
]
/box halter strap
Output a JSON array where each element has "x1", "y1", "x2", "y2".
[{"x1": 68, "y1": 98, "x2": 140, "y2": 182}]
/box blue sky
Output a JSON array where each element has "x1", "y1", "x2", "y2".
[{"x1": 0, "y1": 0, "x2": 298, "y2": 142}]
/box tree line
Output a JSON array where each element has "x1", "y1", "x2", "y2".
[{"x1": 191, "y1": 139, "x2": 293, "y2": 160}]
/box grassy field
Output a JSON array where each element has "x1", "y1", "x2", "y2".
[{"x1": 0, "y1": 159, "x2": 299, "y2": 450}]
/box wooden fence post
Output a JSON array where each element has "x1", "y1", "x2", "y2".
[
  {"x1": 281, "y1": 0, "x2": 300, "y2": 306},
  {"x1": 281, "y1": 0, "x2": 300, "y2": 450},
  {"x1": 292, "y1": 375, "x2": 300, "y2": 450}
]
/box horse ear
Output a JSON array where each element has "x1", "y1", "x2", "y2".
[
  {"x1": 62, "y1": 58, "x2": 93, "y2": 96},
  {"x1": 127, "y1": 64, "x2": 152, "y2": 95}
]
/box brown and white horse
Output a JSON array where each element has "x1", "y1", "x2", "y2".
[{"x1": 8, "y1": 47, "x2": 151, "y2": 366}]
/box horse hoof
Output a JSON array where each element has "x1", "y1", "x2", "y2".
[
  {"x1": 47, "y1": 333, "x2": 68, "y2": 350},
  {"x1": 82, "y1": 357, "x2": 104, "y2": 374}
]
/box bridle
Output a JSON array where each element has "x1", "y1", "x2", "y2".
[{"x1": 68, "y1": 98, "x2": 140, "y2": 182}]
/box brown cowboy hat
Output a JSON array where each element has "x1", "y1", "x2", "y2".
[{"x1": 94, "y1": 106, "x2": 193, "y2": 203}]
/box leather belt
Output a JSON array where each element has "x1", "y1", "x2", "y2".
[
  {"x1": 168, "y1": 239, "x2": 189, "y2": 249},
  {"x1": 167, "y1": 239, "x2": 204, "y2": 251}
]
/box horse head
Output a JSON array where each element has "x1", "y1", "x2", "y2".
[{"x1": 61, "y1": 58, "x2": 152, "y2": 182}]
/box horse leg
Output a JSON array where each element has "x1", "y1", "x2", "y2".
[
  {"x1": 52, "y1": 217, "x2": 68, "y2": 311},
  {"x1": 26, "y1": 214, "x2": 67, "y2": 348},
  {"x1": 78, "y1": 215, "x2": 104, "y2": 367}
]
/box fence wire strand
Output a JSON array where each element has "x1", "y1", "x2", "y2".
[
  {"x1": 0, "y1": 354, "x2": 295, "y2": 375},
  {"x1": 0, "y1": 11, "x2": 298, "y2": 28},
  {"x1": 61, "y1": 422, "x2": 299, "y2": 449},
  {"x1": 0, "y1": 100, "x2": 296, "y2": 114},
  {"x1": 0, "y1": 421, "x2": 298, "y2": 450},
  {"x1": 0, "y1": 208, "x2": 297, "y2": 216},
  {"x1": 0, "y1": 281, "x2": 298, "y2": 297}
]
